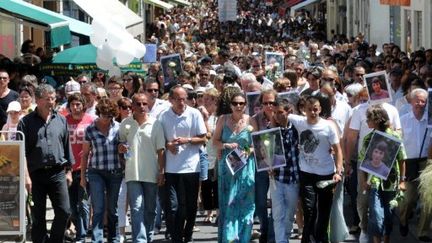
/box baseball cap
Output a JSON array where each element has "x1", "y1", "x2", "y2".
[
  {"x1": 64, "y1": 80, "x2": 81, "y2": 95},
  {"x1": 195, "y1": 87, "x2": 206, "y2": 93},
  {"x1": 6, "y1": 101, "x2": 21, "y2": 112},
  {"x1": 182, "y1": 84, "x2": 194, "y2": 91}
]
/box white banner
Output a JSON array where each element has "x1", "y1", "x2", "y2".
[{"x1": 218, "y1": 0, "x2": 237, "y2": 22}]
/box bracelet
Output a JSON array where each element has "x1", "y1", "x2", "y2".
[{"x1": 400, "y1": 175, "x2": 406, "y2": 182}]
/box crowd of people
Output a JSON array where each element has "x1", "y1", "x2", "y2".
[{"x1": 1, "y1": 0, "x2": 432, "y2": 243}]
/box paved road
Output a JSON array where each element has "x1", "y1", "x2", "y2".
[{"x1": 0, "y1": 195, "x2": 425, "y2": 242}]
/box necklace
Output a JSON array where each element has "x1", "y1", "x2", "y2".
[{"x1": 231, "y1": 114, "x2": 245, "y2": 131}]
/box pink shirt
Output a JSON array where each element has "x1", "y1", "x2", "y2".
[{"x1": 66, "y1": 113, "x2": 95, "y2": 171}]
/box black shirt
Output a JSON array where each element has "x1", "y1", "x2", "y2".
[{"x1": 17, "y1": 109, "x2": 74, "y2": 173}]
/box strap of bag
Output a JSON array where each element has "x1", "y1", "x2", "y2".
[{"x1": 419, "y1": 128, "x2": 428, "y2": 158}]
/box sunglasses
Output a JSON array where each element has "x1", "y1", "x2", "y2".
[
  {"x1": 187, "y1": 94, "x2": 197, "y2": 100},
  {"x1": 262, "y1": 101, "x2": 276, "y2": 106},
  {"x1": 146, "y1": 89, "x2": 159, "y2": 93},
  {"x1": 100, "y1": 114, "x2": 113, "y2": 119},
  {"x1": 120, "y1": 105, "x2": 132, "y2": 110},
  {"x1": 321, "y1": 77, "x2": 335, "y2": 82},
  {"x1": 134, "y1": 102, "x2": 148, "y2": 106},
  {"x1": 231, "y1": 101, "x2": 246, "y2": 106}
]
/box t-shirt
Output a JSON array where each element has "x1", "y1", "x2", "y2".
[
  {"x1": 288, "y1": 114, "x2": 339, "y2": 175},
  {"x1": 118, "y1": 116, "x2": 165, "y2": 183},
  {"x1": 66, "y1": 113, "x2": 95, "y2": 171},
  {"x1": 158, "y1": 106, "x2": 207, "y2": 173},
  {"x1": 349, "y1": 102, "x2": 401, "y2": 153},
  {"x1": 0, "y1": 90, "x2": 19, "y2": 128}
]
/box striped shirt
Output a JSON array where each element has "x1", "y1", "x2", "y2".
[
  {"x1": 84, "y1": 120, "x2": 121, "y2": 170},
  {"x1": 273, "y1": 123, "x2": 300, "y2": 184}
]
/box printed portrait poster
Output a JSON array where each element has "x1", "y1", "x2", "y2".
[
  {"x1": 359, "y1": 131, "x2": 402, "y2": 180},
  {"x1": 265, "y1": 52, "x2": 284, "y2": 74},
  {"x1": 364, "y1": 71, "x2": 392, "y2": 105},
  {"x1": 0, "y1": 143, "x2": 21, "y2": 233},
  {"x1": 225, "y1": 148, "x2": 247, "y2": 175},
  {"x1": 246, "y1": 91, "x2": 261, "y2": 116},
  {"x1": 160, "y1": 54, "x2": 183, "y2": 90},
  {"x1": 427, "y1": 88, "x2": 432, "y2": 127},
  {"x1": 252, "y1": 128, "x2": 286, "y2": 172},
  {"x1": 278, "y1": 91, "x2": 300, "y2": 114}
]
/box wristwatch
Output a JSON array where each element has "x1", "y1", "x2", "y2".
[
  {"x1": 400, "y1": 176, "x2": 407, "y2": 182},
  {"x1": 188, "y1": 137, "x2": 192, "y2": 144}
]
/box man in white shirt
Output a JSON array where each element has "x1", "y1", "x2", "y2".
[
  {"x1": 80, "y1": 82, "x2": 98, "y2": 117},
  {"x1": 143, "y1": 79, "x2": 170, "y2": 118},
  {"x1": 197, "y1": 67, "x2": 214, "y2": 89},
  {"x1": 158, "y1": 86, "x2": 207, "y2": 243},
  {"x1": 399, "y1": 88, "x2": 432, "y2": 242}
]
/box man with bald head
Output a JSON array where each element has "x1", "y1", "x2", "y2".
[{"x1": 158, "y1": 85, "x2": 207, "y2": 243}]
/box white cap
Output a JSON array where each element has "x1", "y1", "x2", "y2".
[
  {"x1": 6, "y1": 101, "x2": 21, "y2": 112},
  {"x1": 65, "y1": 80, "x2": 81, "y2": 95},
  {"x1": 195, "y1": 87, "x2": 206, "y2": 93},
  {"x1": 209, "y1": 70, "x2": 217, "y2": 76},
  {"x1": 182, "y1": 84, "x2": 194, "y2": 91}
]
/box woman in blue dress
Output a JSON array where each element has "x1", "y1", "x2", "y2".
[{"x1": 213, "y1": 92, "x2": 258, "y2": 243}]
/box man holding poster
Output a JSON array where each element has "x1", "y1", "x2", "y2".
[{"x1": 269, "y1": 98, "x2": 300, "y2": 242}]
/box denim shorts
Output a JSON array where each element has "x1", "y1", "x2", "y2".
[{"x1": 367, "y1": 188, "x2": 396, "y2": 237}]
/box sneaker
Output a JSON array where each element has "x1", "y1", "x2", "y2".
[
  {"x1": 193, "y1": 226, "x2": 200, "y2": 232},
  {"x1": 399, "y1": 223, "x2": 409, "y2": 237},
  {"x1": 359, "y1": 231, "x2": 369, "y2": 243},
  {"x1": 119, "y1": 234, "x2": 125, "y2": 243}
]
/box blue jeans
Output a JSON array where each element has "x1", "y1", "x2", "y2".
[
  {"x1": 199, "y1": 148, "x2": 209, "y2": 181},
  {"x1": 270, "y1": 180, "x2": 299, "y2": 243},
  {"x1": 368, "y1": 188, "x2": 395, "y2": 237},
  {"x1": 69, "y1": 171, "x2": 90, "y2": 241},
  {"x1": 255, "y1": 170, "x2": 274, "y2": 242},
  {"x1": 88, "y1": 168, "x2": 123, "y2": 243},
  {"x1": 127, "y1": 181, "x2": 158, "y2": 243}
]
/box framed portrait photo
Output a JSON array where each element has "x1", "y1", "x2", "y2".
[
  {"x1": 364, "y1": 71, "x2": 392, "y2": 104},
  {"x1": 252, "y1": 127, "x2": 286, "y2": 172},
  {"x1": 359, "y1": 130, "x2": 402, "y2": 180},
  {"x1": 246, "y1": 91, "x2": 261, "y2": 116},
  {"x1": 160, "y1": 54, "x2": 183, "y2": 89},
  {"x1": 278, "y1": 91, "x2": 300, "y2": 114},
  {"x1": 265, "y1": 52, "x2": 284, "y2": 72},
  {"x1": 225, "y1": 148, "x2": 247, "y2": 175}
]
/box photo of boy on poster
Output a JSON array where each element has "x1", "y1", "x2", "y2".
[
  {"x1": 364, "y1": 71, "x2": 392, "y2": 104},
  {"x1": 252, "y1": 128, "x2": 286, "y2": 172},
  {"x1": 246, "y1": 91, "x2": 261, "y2": 116},
  {"x1": 160, "y1": 54, "x2": 183, "y2": 90},
  {"x1": 359, "y1": 131, "x2": 402, "y2": 180},
  {"x1": 225, "y1": 149, "x2": 247, "y2": 175}
]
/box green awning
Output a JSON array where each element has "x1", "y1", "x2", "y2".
[
  {"x1": 145, "y1": 0, "x2": 174, "y2": 10},
  {"x1": 31, "y1": 6, "x2": 92, "y2": 37},
  {"x1": 0, "y1": 0, "x2": 71, "y2": 47},
  {"x1": 167, "y1": 0, "x2": 191, "y2": 7},
  {"x1": 41, "y1": 44, "x2": 144, "y2": 76}
]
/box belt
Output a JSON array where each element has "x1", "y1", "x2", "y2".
[{"x1": 41, "y1": 164, "x2": 64, "y2": 170}]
